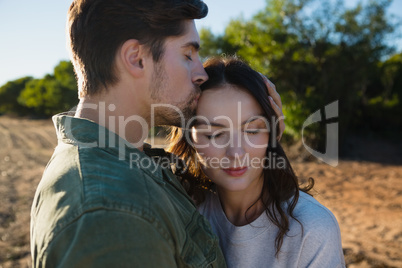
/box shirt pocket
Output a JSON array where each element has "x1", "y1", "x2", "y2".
[{"x1": 179, "y1": 212, "x2": 224, "y2": 268}]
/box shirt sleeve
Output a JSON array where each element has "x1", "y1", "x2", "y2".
[
  {"x1": 297, "y1": 212, "x2": 346, "y2": 268},
  {"x1": 41, "y1": 209, "x2": 177, "y2": 268}
]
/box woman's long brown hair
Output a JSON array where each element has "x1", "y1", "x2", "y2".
[{"x1": 167, "y1": 56, "x2": 314, "y2": 257}]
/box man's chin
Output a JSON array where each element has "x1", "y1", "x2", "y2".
[
  {"x1": 169, "y1": 108, "x2": 196, "y2": 128},
  {"x1": 153, "y1": 106, "x2": 196, "y2": 128}
]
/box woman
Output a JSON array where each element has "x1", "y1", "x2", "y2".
[{"x1": 168, "y1": 57, "x2": 345, "y2": 267}]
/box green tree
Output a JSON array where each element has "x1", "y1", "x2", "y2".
[
  {"x1": 18, "y1": 61, "x2": 78, "y2": 116},
  {"x1": 0, "y1": 76, "x2": 34, "y2": 115},
  {"x1": 199, "y1": 28, "x2": 236, "y2": 60},
  {"x1": 364, "y1": 52, "x2": 402, "y2": 130},
  {"x1": 379, "y1": 52, "x2": 402, "y2": 101},
  {"x1": 54, "y1": 60, "x2": 77, "y2": 90},
  {"x1": 200, "y1": 0, "x2": 399, "y2": 146}
]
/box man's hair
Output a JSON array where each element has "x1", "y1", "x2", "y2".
[{"x1": 67, "y1": 0, "x2": 208, "y2": 97}]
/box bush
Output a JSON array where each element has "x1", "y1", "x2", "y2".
[{"x1": 0, "y1": 77, "x2": 35, "y2": 115}]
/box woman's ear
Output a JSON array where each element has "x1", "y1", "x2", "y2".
[{"x1": 120, "y1": 39, "x2": 146, "y2": 77}]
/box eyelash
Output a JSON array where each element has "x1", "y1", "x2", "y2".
[
  {"x1": 245, "y1": 130, "x2": 260, "y2": 135},
  {"x1": 185, "y1": 55, "x2": 193, "y2": 61},
  {"x1": 205, "y1": 130, "x2": 259, "y2": 140},
  {"x1": 206, "y1": 132, "x2": 223, "y2": 140}
]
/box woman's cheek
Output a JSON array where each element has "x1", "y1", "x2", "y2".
[
  {"x1": 193, "y1": 135, "x2": 211, "y2": 150},
  {"x1": 196, "y1": 145, "x2": 214, "y2": 160},
  {"x1": 195, "y1": 144, "x2": 212, "y2": 167},
  {"x1": 197, "y1": 145, "x2": 224, "y2": 169},
  {"x1": 244, "y1": 134, "x2": 267, "y2": 149}
]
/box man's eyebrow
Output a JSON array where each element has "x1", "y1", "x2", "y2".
[{"x1": 181, "y1": 41, "x2": 201, "y2": 51}]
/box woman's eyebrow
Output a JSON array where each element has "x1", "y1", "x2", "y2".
[
  {"x1": 241, "y1": 115, "x2": 266, "y2": 126},
  {"x1": 193, "y1": 116, "x2": 266, "y2": 127},
  {"x1": 193, "y1": 121, "x2": 226, "y2": 127}
]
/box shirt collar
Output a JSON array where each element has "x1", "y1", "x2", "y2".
[{"x1": 52, "y1": 113, "x2": 165, "y2": 182}]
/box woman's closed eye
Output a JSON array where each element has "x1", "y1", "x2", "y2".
[
  {"x1": 206, "y1": 131, "x2": 225, "y2": 140},
  {"x1": 243, "y1": 118, "x2": 269, "y2": 135},
  {"x1": 244, "y1": 129, "x2": 261, "y2": 135}
]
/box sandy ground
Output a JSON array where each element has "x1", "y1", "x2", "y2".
[{"x1": 0, "y1": 116, "x2": 401, "y2": 267}]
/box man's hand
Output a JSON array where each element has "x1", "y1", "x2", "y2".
[{"x1": 260, "y1": 74, "x2": 285, "y2": 141}]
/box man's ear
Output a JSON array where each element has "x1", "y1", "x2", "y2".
[{"x1": 120, "y1": 39, "x2": 147, "y2": 77}]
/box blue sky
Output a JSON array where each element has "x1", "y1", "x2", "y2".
[{"x1": 0, "y1": 0, "x2": 401, "y2": 86}]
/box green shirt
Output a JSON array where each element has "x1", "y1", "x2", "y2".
[{"x1": 30, "y1": 114, "x2": 226, "y2": 268}]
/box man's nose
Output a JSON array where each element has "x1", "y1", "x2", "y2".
[{"x1": 192, "y1": 61, "x2": 208, "y2": 86}]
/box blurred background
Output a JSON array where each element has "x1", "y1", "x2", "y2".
[{"x1": 0, "y1": 0, "x2": 401, "y2": 267}]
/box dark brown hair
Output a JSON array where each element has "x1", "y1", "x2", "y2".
[
  {"x1": 167, "y1": 56, "x2": 314, "y2": 257},
  {"x1": 67, "y1": 0, "x2": 208, "y2": 97}
]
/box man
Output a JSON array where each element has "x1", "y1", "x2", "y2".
[{"x1": 30, "y1": 0, "x2": 284, "y2": 267}]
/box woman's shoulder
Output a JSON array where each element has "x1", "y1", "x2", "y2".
[
  {"x1": 291, "y1": 191, "x2": 341, "y2": 235},
  {"x1": 197, "y1": 191, "x2": 218, "y2": 216},
  {"x1": 289, "y1": 192, "x2": 346, "y2": 266}
]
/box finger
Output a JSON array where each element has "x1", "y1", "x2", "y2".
[
  {"x1": 266, "y1": 79, "x2": 282, "y2": 109},
  {"x1": 269, "y1": 96, "x2": 286, "y2": 141},
  {"x1": 259, "y1": 73, "x2": 285, "y2": 140},
  {"x1": 259, "y1": 73, "x2": 282, "y2": 109}
]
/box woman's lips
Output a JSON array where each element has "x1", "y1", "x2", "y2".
[{"x1": 222, "y1": 167, "x2": 248, "y2": 177}]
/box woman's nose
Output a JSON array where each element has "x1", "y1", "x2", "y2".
[{"x1": 225, "y1": 135, "x2": 246, "y2": 160}]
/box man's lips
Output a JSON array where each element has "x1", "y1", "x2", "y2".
[{"x1": 222, "y1": 167, "x2": 248, "y2": 177}]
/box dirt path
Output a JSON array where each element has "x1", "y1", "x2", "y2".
[
  {"x1": 0, "y1": 116, "x2": 401, "y2": 267},
  {"x1": 0, "y1": 117, "x2": 56, "y2": 268},
  {"x1": 292, "y1": 161, "x2": 402, "y2": 267}
]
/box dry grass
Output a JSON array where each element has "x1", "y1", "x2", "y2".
[{"x1": 0, "y1": 116, "x2": 401, "y2": 267}]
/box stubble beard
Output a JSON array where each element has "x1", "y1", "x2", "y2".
[{"x1": 150, "y1": 62, "x2": 200, "y2": 127}]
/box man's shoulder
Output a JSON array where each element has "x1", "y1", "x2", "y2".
[
  {"x1": 46, "y1": 142, "x2": 167, "y2": 205},
  {"x1": 34, "y1": 142, "x2": 173, "y2": 227},
  {"x1": 32, "y1": 142, "x2": 179, "y2": 248}
]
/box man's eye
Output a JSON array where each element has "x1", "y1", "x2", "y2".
[{"x1": 185, "y1": 55, "x2": 193, "y2": 61}]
